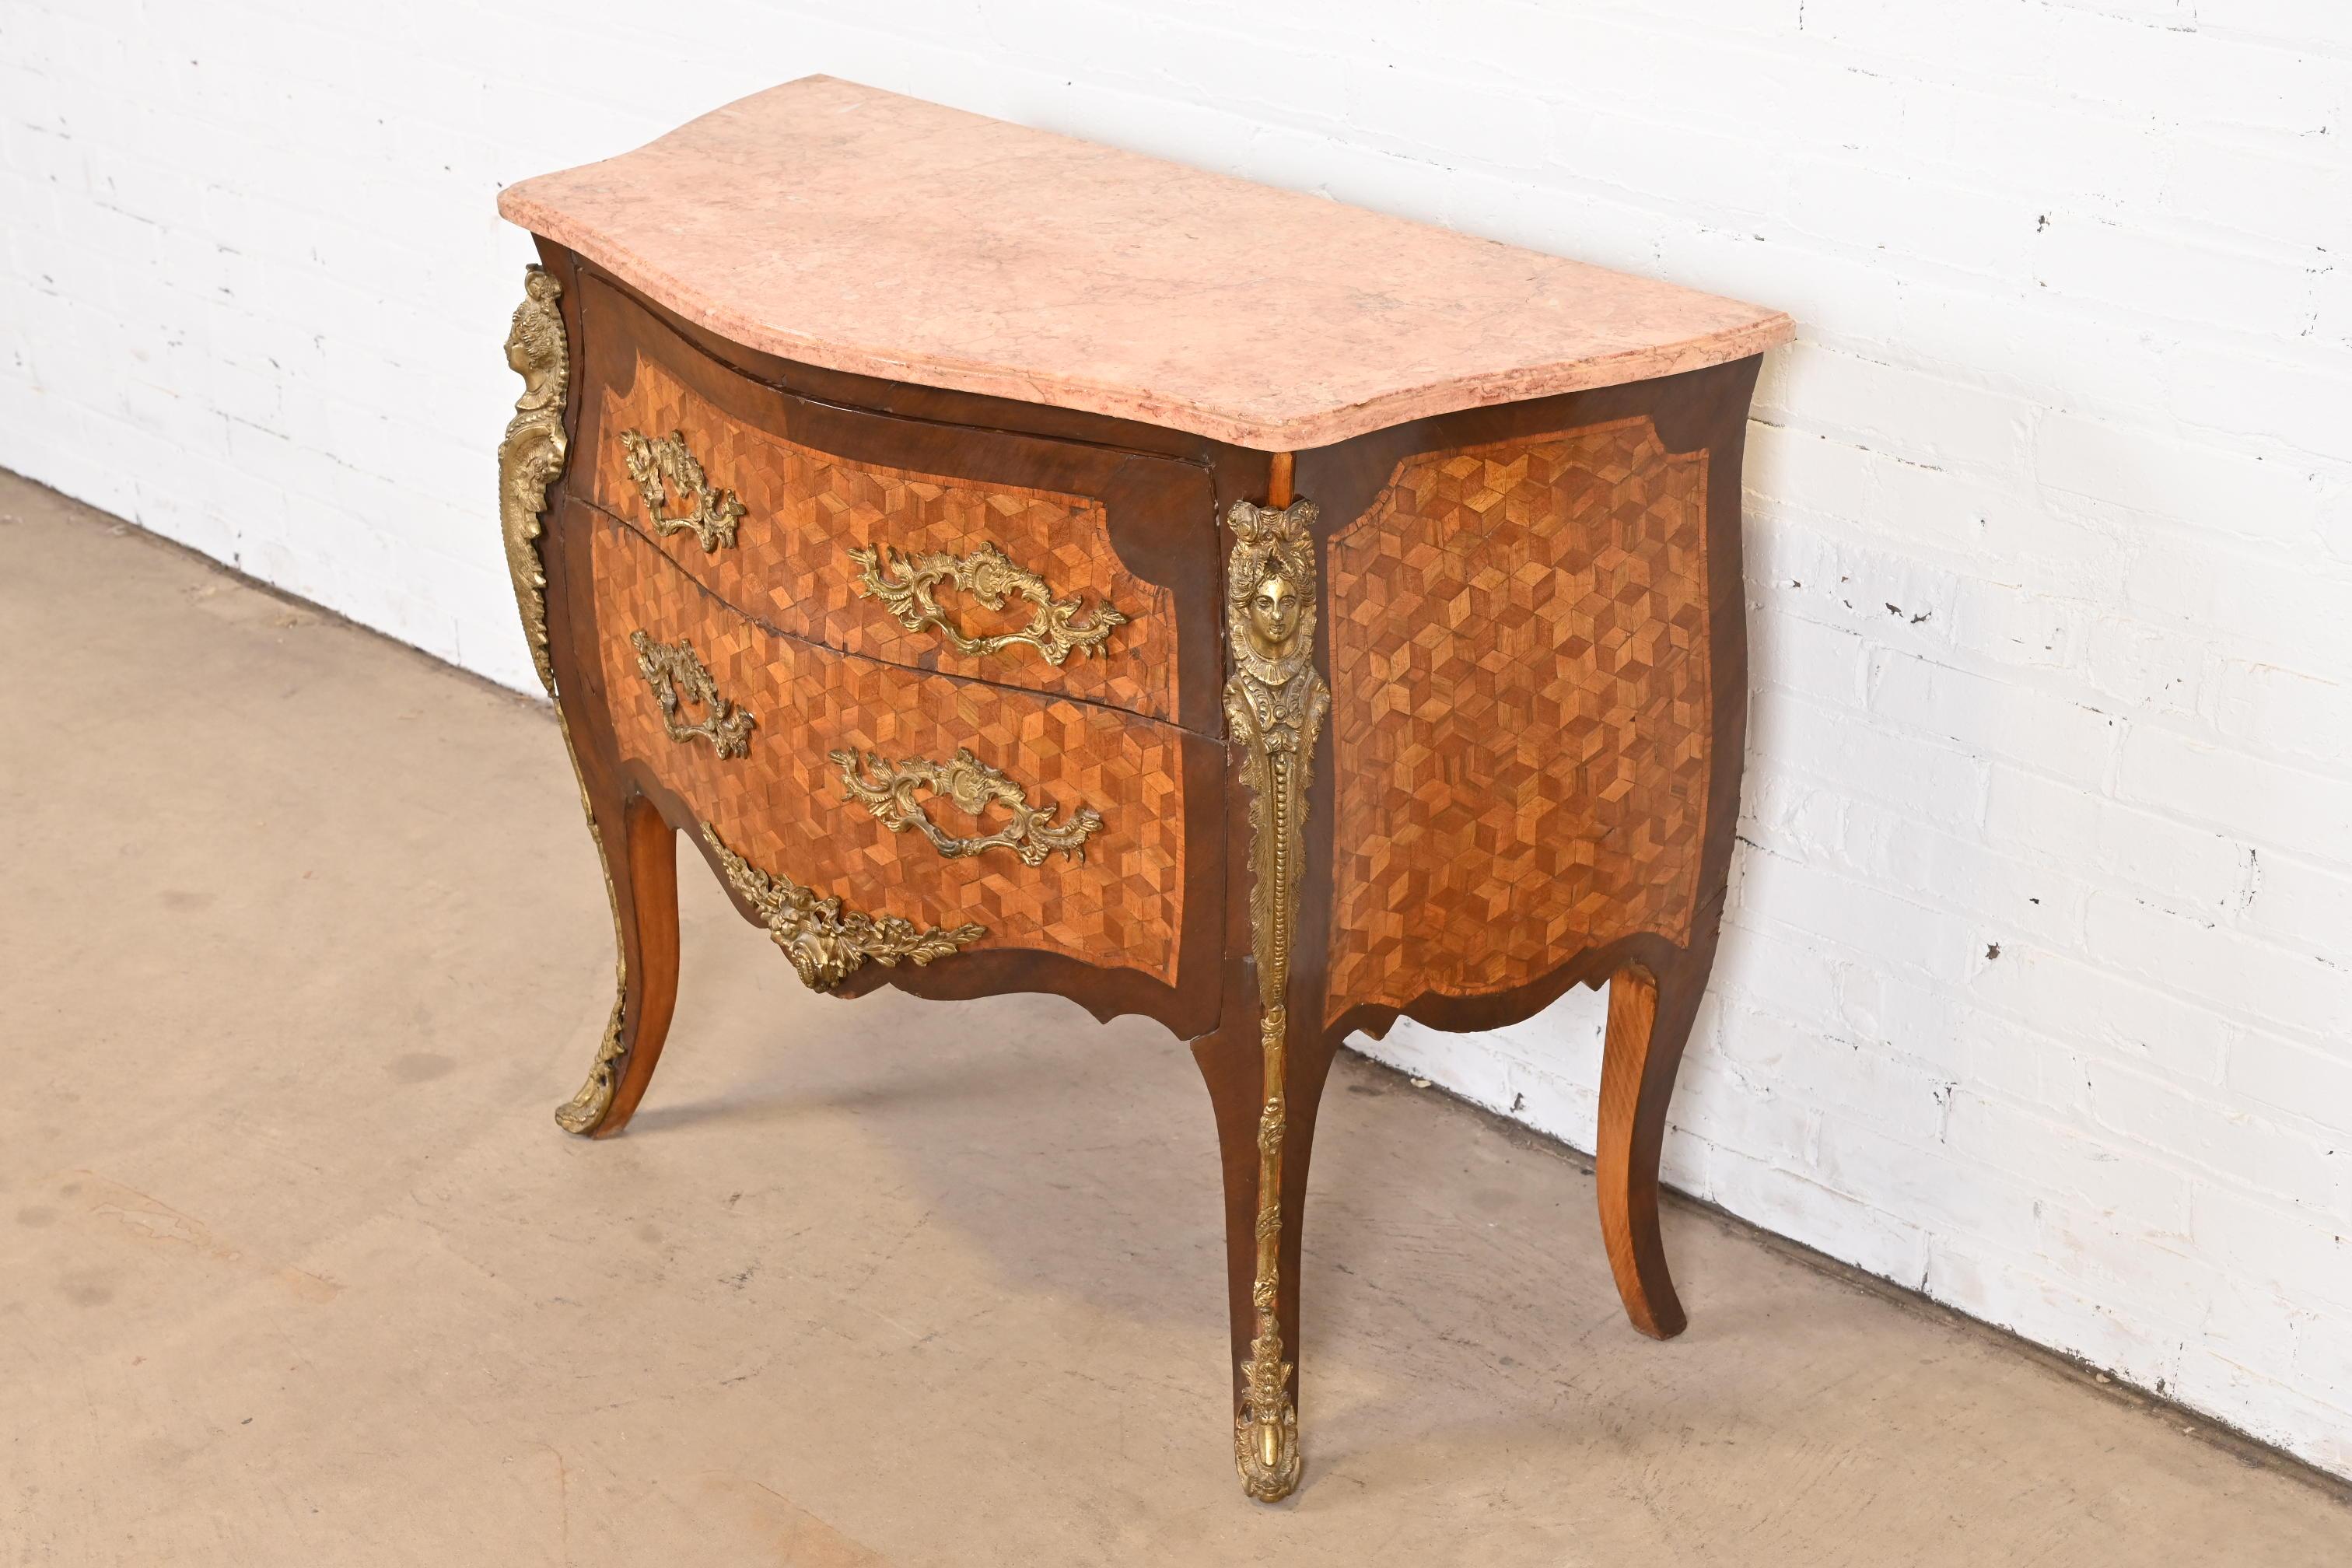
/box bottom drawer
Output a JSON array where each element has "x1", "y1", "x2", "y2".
[{"x1": 583, "y1": 509, "x2": 1193, "y2": 988}]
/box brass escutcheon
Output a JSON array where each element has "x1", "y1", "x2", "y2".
[
  {"x1": 828, "y1": 745, "x2": 1103, "y2": 866},
  {"x1": 845, "y1": 541, "x2": 1126, "y2": 666},
  {"x1": 631, "y1": 631, "x2": 755, "y2": 760},
  {"x1": 619, "y1": 429, "x2": 744, "y2": 552}
]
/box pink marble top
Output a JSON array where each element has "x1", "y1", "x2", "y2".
[{"x1": 499, "y1": 78, "x2": 1792, "y2": 452}]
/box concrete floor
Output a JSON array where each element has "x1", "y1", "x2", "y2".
[{"x1": 2, "y1": 469, "x2": 2345, "y2": 1566}]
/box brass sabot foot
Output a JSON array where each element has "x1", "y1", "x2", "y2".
[
  {"x1": 1234, "y1": 1398, "x2": 1302, "y2": 1502},
  {"x1": 553, "y1": 996, "x2": 625, "y2": 1136}
]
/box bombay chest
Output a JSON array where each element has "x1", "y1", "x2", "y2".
[{"x1": 495, "y1": 77, "x2": 1790, "y2": 1502}]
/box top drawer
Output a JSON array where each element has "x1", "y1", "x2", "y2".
[{"x1": 572, "y1": 273, "x2": 1209, "y2": 728}]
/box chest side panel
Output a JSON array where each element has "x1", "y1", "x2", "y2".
[
  {"x1": 578, "y1": 279, "x2": 1181, "y2": 723},
  {"x1": 1325, "y1": 415, "x2": 1711, "y2": 1024},
  {"x1": 587, "y1": 513, "x2": 1188, "y2": 988}
]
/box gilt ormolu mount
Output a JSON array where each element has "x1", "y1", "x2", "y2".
[{"x1": 495, "y1": 76, "x2": 1790, "y2": 1502}]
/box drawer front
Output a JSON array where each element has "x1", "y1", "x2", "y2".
[
  {"x1": 586, "y1": 510, "x2": 1191, "y2": 987},
  {"x1": 576, "y1": 274, "x2": 1193, "y2": 725}
]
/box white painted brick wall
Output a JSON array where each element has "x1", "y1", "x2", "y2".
[{"x1": 5, "y1": 0, "x2": 2348, "y2": 1478}]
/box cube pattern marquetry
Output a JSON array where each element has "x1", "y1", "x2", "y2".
[
  {"x1": 587, "y1": 345, "x2": 1178, "y2": 721},
  {"x1": 1324, "y1": 416, "x2": 1711, "y2": 1024},
  {"x1": 589, "y1": 516, "x2": 1187, "y2": 985}
]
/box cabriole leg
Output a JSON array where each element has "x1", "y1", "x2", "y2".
[
  {"x1": 496, "y1": 260, "x2": 684, "y2": 1139},
  {"x1": 1594, "y1": 961, "x2": 1709, "y2": 1339},
  {"x1": 1192, "y1": 1010, "x2": 1333, "y2": 1503},
  {"x1": 553, "y1": 787, "x2": 680, "y2": 1137},
  {"x1": 1207, "y1": 482, "x2": 1330, "y2": 1502}
]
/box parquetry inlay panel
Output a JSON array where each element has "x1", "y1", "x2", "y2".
[
  {"x1": 590, "y1": 516, "x2": 1186, "y2": 985},
  {"x1": 1325, "y1": 416, "x2": 1710, "y2": 1023},
  {"x1": 587, "y1": 339, "x2": 1178, "y2": 721}
]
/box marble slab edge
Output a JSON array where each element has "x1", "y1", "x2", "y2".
[{"x1": 498, "y1": 195, "x2": 1794, "y2": 454}]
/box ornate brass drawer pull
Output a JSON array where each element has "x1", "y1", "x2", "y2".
[
  {"x1": 704, "y1": 823, "x2": 983, "y2": 992},
  {"x1": 619, "y1": 429, "x2": 745, "y2": 552},
  {"x1": 631, "y1": 631, "x2": 755, "y2": 759},
  {"x1": 828, "y1": 746, "x2": 1104, "y2": 866},
  {"x1": 845, "y1": 541, "x2": 1127, "y2": 666}
]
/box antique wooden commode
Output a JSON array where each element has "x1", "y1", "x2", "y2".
[{"x1": 496, "y1": 77, "x2": 1790, "y2": 1501}]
